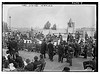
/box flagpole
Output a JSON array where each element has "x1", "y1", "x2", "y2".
[{"x1": 9, "y1": 16, "x2": 11, "y2": 31}]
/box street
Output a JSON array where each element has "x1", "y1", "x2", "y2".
[{"x1": 3, "y1": 49, "x2": 92, "y2": 71}]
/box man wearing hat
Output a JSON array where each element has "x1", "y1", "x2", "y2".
[
  {"x1": 62, "y1": 67, "x2": 70, "y2": 72},
  {"x1": 83, "y1": 42, "x2": 88, "y2": 59},
  {"x1": 33, "y1": 56, "x2": 41, "y2": 70},
  {"x1": 67, "y1": 45, "x2": 74, "y2": 66},
  {"x1": 58, "y1": 42, "x2": 64, "y2": 63},
  {"x1": 7, "y1": 37, "x2": 18, "y2": 59},
  {"x1": 40, "y1": 39, "x2": 47, "y2": 58},
  {"x1": 48, "y1": 40, "x2": 54, "y2": 61},
  {"x1": 24, "y1": 59, "x2": 34, "y2": 71}
]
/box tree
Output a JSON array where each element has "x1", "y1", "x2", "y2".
[
  {"x1": 51, "y1": 24, "x2": 57, "y2": 30},
  {"x1": 43, "y1": 21, "x2": 51, "y2": 29}
]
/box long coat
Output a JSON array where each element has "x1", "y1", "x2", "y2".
[
  {"x1": 40, "y1": 41, "x2": 47, "y2": 54},
  {"x1": 58, "y1": 45, "x2": 64, "y2": 55},
  {"x1": 48, "y1": 43, "x2": 54, "y2": 54},
  {"x1": 7, "y1": 40, "x2": 18, "y2": 54}
]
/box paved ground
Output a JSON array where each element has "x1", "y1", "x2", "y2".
[{"x1": 3, "y1": 49, "x2": 93, "y2": 72}]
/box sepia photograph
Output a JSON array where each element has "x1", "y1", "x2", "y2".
[{"x1": 2, "y1": 2, "x2": 98, "y2": 72}]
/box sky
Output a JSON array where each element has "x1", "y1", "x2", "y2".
[{"x1": 3, "y1": 4, "x2": 96, "y2": 29}]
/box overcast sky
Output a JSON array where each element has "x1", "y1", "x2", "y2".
[{"x1": 3, "y1": 4, "x2": 96, "y2": 29}]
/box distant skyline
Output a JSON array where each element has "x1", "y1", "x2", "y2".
[{"x1": 3, "y1": 4, "x2": 96, "y2": 29}]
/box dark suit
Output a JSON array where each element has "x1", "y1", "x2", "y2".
[
  {"x1": 33, "y1": 61, "x2": 41, "y2": 70},
  {"x1": 15, "y1": 56, "x2": 24, "y2": 68},
  {"x1": 67, "y1": 46, "x2": 74, "y2": 66},
  {"x1": 83, "y1": 44, "x2": 88, "y2": 58},
  {"x1": 48, "y1": 43, "x2": 54, "y2": 61},
  {"x1": 24, "y1": 62, "x2": 34, "y2": 71},
  {"x1": 74, "y1": 43, "x2": 80, "y2": 58},
  {"x1": 40, "y1": 41, "x2": 47, "y2": 58},
  {"x1": 7, "y1": 40, "x2": 18, "y2": 58},
  {"x1": 58, "y1": 44, "x2": 64, "y2": 62}
]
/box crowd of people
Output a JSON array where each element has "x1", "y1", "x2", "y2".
[
  {"x1": 2, "y1": 30, "x2": 97, "y2": 72},
  {"x1": 2, "y1": 51, "x2": 46, "y2": 72}
]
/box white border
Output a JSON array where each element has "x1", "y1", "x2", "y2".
[{"x1": 0, "y1": 0, "x2": 99, "y2": 74}]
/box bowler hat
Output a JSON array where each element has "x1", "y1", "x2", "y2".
[{"x1": 34, "y1": 56, "x2": 38, "y2": 60}]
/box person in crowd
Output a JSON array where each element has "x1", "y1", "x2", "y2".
[
  {"x1": 7, "y1": 37, "x2": 18, "y2": 59},
  {"x1": 18, "y1": 39, "x2": 24, "y2": 50},
  {"x1": 3, "y1": 54, "x2": 18, "y2": 71},
  {"x1": 67, "y1": 33, "x2": 70, "y2": 42},
  {"x1": 75, "y1": 31, "x2": 80, "y2": 42},
  {"x1": 58, "y1": 33, "x2": 63, "y2": 41},
  {"x1": 8, "y1": 63, "x2": 16, "y2": 71},
  {"x1": 85, "y1": 32, "x2": 89, "y2": 41},
  {"x1": 94, "y1": 31, "x2": 96, "y2": 40},
  {"x1": 83, "y1": 58, "x2": 96, "y2": 71},
  {"x1": 74, "y1": 41, "x2": 80, "y2": 58},
  {"x1": 2, "y1": 56, "x2": 9, "y2": 69},
  {"x1": 64, "y1": 42, "x2": 69, "y2": 62},
  {"x1": 33, "y1": 56, "x2": 41, "y2": 70},
  {"x1": 92, "y1": 42, "x2": 96, "y2": 60},
  {"x1": 7, "y1": 54, "x2": 19, "y2": 68},
  {"x1": 83, "y1": 42, "x2": 88, "y2": 59},
  {"x1": 40, "y1": 39, "x2": 47, "y2": 58},
  {"x1": 67, "y1": 33, "x2": 74, "y2": 42},
  {"x1": 84, "y1": 66, "x2": 94, "y2": 72},
  {"x1": 39, "y1": 55, "x2": 46, "y2": 71},
  {"x1": 24, "y1": 59, "x2": 34, "y2": 71},
  {"x1": 58, "y1": 42, "x2": 64, "y2": 63},
  {"x1": 7, "y1": 55, "x2": 14, "y2": 63},
  {"x1": 62, "y1": 67, "x2": 70, "y2": 72},
  {"x1": 24, "y1": 59, "x2": 30, "y2": 66},
  {"x1": 48, "y1": 40, "x2": 54, "y2": 61},
  {"x1": 2, "y1": 55, "x2": 18, "y2": 71},
  {"x1": 5, "y1": 50, "x2": 10, "y2": 60},
  {"x1": 15, "y1": 53, "x2": 24, "y2": 68},
  {"x1": 67, "y1": 44, "x2": 74, "y2": 66}
]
